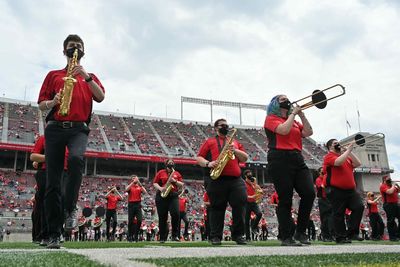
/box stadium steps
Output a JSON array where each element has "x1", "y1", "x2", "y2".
[
  {"x1": 238, "y1": 129, "x2": 268, "y2": 158},
  {"x1": 170, "y1": 123, "x2": 196, "y2": 156},
  {"x1": 38, "y1": 109, "x2": 45, "y2": 135},
  {"x1": 147, "y1": 121, "x2": 170, "y2": 155},
  {"x1": 194, "y1": 124, "x2": 208, "y2": 139},
  {"x1": 93, "y1": 114, "x2": 113, "y2": 152},
  {"x1": 1, "y1": 102, "x2": 9, "y2": 142},
  {"x1": 119, "y1": 117, "x2": 142, "y2": 154}
]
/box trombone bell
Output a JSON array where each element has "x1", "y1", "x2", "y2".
[
  {"x1": 353, "y1": 133, "x2": 385, "y2": 147},
  {"x1": 292, "y1": 84, "x2": 346, "y2": 111}
]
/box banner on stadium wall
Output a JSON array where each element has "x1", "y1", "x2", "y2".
[{"x1": 0, "y1": 142, "x2": 246, "y2": 166}]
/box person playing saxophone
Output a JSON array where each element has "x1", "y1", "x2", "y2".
[
  {"x1": 196, "y1": 118, "x2": 248, "y2": 245},
  {"x1": 153, "y1": 159, "x2": 184, "y2": 243},
  {"x1": 37, "y1": 34, "x2": 105, "y2": 249}
]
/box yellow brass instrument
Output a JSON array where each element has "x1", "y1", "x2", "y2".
[
  {"x1": 253, "y1": 179, "x2": 264, "y2": 204},
  {"x1": 291, "y1": 84, "x2": 345, "y2": 110},
  {"x1": 210, "y1": 128, "x2": 237, "y2": 180},
  {"x1": 340, "y1": 133, "x2": 385, "y2": 148},
  {"x1": 161, "y1": 168, "x2": 175, "y2": 198},
  {"x1": 59, "y1": 48, "x2": 78, "y2": 116}
]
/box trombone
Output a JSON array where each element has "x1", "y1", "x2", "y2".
[
  {"x1": 341, "y1": 133, "x2": 385, "y2": 148},
  {"x1": 291, "y1": 84, "x2": 346, "y2": 110}
]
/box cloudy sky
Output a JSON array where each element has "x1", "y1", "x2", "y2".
[{"x1": 1, "y1": 0, "x2": 399, "y2": 172}]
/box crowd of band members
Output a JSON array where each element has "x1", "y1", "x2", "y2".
[{"x1": 31, "y1": 34, "x2": 400, "y2": 248}]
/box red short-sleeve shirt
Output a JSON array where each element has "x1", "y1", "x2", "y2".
[
  {"x1": 153, "y1": 169, "x2": 183, "y2": 193},
  {"x1": 323, "y1": 152, "x2": 355, "y2": 189},
  {"x1": 197, "y1": 136, "x2": 245, "y2": 177},
  {"x1": 38, "y1": 69, "x2": 105, "y2": 122},
  {"x1": 264, "y1": 114, "x2": 303, "y2": 151}
]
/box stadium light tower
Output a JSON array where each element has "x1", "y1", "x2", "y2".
[{"x1": 181, "y1": 96, "x2": 266, "y2": 125}]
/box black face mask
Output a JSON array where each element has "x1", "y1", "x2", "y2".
[
  {"x1": 167, "y1": 164, "x2": 174, "y2": 169},
  {"x1": 66, "y1": 47, "x2": 85, "y2": 60},
  {"x1": 218, "y1": 125, "x2": 229, "y2": 136},
  {"x1": 248, "y1": 176, "x2": 255, "y2": 182},
  {"x1": 279, "y1": 100, "x2": 291, "y2": 110},
  {"x1": 386, "y1": 179, "x2": 392, "y2": 185},
  {"x1": 334, "y1": 143, "x2": 341, "y2": 152}
]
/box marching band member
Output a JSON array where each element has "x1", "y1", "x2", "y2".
[
  {"x1": 243, "y1": 170, "x2": 262, "y2": 241},
  {"x1": 379, "y1": 176, "x2": 400, "y2": 241},
  {"x1": 104, "y1": 186, "x2": 123, "y2": 241},
  {"x1": 323, "y1": 139, "x2": 363, "y2": 243},
  {"x1": 153, "y1": 159, "x2": 184, "y2": 243},
  {"x1": 126, "y1": 175, "x2": 148, "y2": 242},
  {"x1": 315, "y1": 167, "x2": 334, "y2": 242},
  {"x1": 179, "y1": 189, "x2": 190, "y2": 240},
  {"x1": 264, "y1": 95, "x2": 315, "y2": 246},
  {"x1": 366, "y1": 192, "x2": 384, "y2": 241},
  {"x1": 37, "y1": 34, "x2": 105, "y2": 249},
  {"x1": 196, "y1": 118, "x2": 248, "y2": 245}
]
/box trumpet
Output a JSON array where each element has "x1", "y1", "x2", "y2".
[
  {"x1": 291, "y1": 84, "x2": 345, "y2": 110},
  {"x1": 341, "y1": 133, "x2": 385, "y2": 148}
]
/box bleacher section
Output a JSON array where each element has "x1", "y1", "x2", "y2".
[{"x1": 0, "y1": 99, "x2": 327, "y2": 165}]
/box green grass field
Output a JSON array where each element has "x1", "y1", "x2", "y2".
[
  {"x1": 0, "y1": 241, "x2": 399, "y2": 267},
  {"x1": 139, "y1": 253, "x2": 400, "y2": 267}
]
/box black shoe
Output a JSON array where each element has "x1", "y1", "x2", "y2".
[
  {"x1": 39, "y1": 239, "x2": 49, "y2": 246},
  {"x1": 159, "y1": 240, "x2": 165, "y2": 244},
  {"x1": 172, "y1": 236, "x2": 180, "y2": 242},
  {"x1": 350, "y1": 235, "x2": 364, "y2": 241},
  {"x1": 65, "y1": 208, "x2": 78, "y2": 230},
  {"x1": 336, "y1": 238, "x2": 352, "y2": 244},
  {"x1": 47, "y1": 237, "x2": 61, "y2": 249},
  {"x1": 211, "y1": 237, "x2": 222, "y2": 245},
  {"x1": 233, "y1": 236, "x2": 247, "y2": 245},
  {"x1": 294, "y1": 232, "x2": 311, "y2": 245},
  {"x1": 281, "y1": 238, "x2": 302, "y2": 246},
  {"x1": 322, "y1": 237, "x2": 333, "y2": 242}
]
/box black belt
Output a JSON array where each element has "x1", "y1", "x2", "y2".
[{"x1": 47, "y1": 121, "x2": 87, "y2": 129}]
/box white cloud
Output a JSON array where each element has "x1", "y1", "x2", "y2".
[{"x1": 1, "y1": 0, "x2": 400, "y2": 173}]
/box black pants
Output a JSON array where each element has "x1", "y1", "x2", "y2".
[
  {"x1": 245, "y1": 202, "x2": 262, "y2": 240},
  {"x1": 383, "y1": 202, "x2": 400, "y2": 240},
  {"x1": 128, "y1": 202, "x2": 142, "y2": 241},
  {"x1": 369, "y1": 212, "x2": 384, "y2": 239},
  {"x1": 207, "y1": 176, "x2": 247, "y2": 240},
  {"x1": 44, "y1": 123, "x2": 88, "y2": 238},
  {"x1": 179, "y1": 211, "x2": 189, "y2": 238},
  {"x1": 106, "y1": 209, "x2": 118, "y2": 240},
  {"x1": 267, "y1": 150, "x2": 315, "y2": 240},
  {"x1": 155, "y1": 192, "x2": 180, "y2": 241},
  {"x1": 327, "y1": 187, "x2": 364, "y2": 240},
  {"x1": 34, "y1": 170, "x2": 48, "y2": 240},
  {"x1": 318, "y1": 197, "x2": 334, "y2": 239},
  {"x1": 94, "y1": 227, "x2": 101, "y2": 241},
  {"x1": 261, "y1": 226, "x2": 268, "y2": 240}
]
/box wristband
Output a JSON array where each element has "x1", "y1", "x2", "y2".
[{"x1": 85, "y1": 76, "x2": 93, "y2": 82}]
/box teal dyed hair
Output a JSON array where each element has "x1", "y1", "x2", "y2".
[{"x1": 267, "y1": 95, "x2": 293, "y2": 117}]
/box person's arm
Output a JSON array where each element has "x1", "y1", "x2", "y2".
[
  {"x1": 30, "y1": 153, "x2": 45, "y2": 163},
  {"x1": 349, "y1": 151, "x2": 361, "y2": 168},
  {"x1": 38, "y1": 93, "x2": 61, "y2": 111},
  {"x1": 233, "y1": 148, "x2": 248, "y2": 163},
  {"x1": 385, "y1": 185, "x2": 397, "y2": 195},
  {"x1": 141, "y1": 186, "x2": 148, "y2": 195},
  {"x1": 196, "y1": 156, "x2": 218, "y2": 169},
  {"x1": 125, "y1": 181, "x2": 134, "y2": 192},
  {"x1": 334, "y1": 143, "x2": 358, "y2": 166},
  {"x1": 273, "y1": 106, "x2": 301, "y2": 135},
  {"x1": 73, "y1": 66, "x2": 105, "y2": 102},
  {"x1": 153, "y1": 183, "x2": 164, "y2": 192},
  {"x1": 297, "y1": 110, "x2": 313, "y2": 137}
]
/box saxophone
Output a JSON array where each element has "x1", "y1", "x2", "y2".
[
  {"x1": 210, "y1": 128, "x2": 237, "y2": 180},
  {"x1": 161, "y1": 168, "x2": 175, "y2": 198},
  {"x1": 253, "y1": 180, "x2": 264, "y2": 204},
  {"x1": 59, "y1": 48, "x2": 78, "y2": 116}
]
